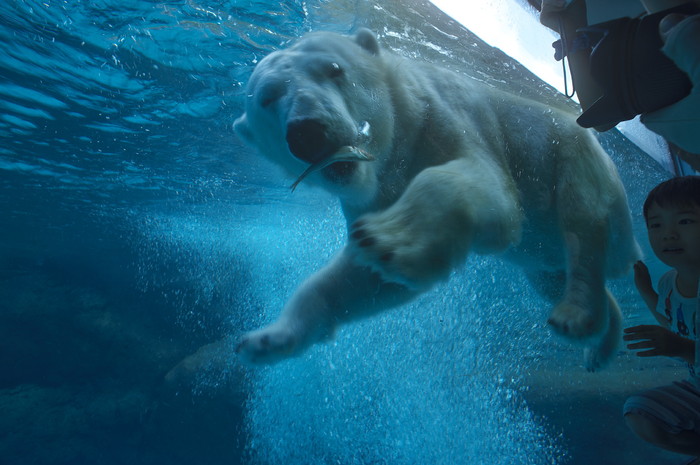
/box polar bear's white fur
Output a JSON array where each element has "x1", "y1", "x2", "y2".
[{"x1": 233, "y1": 29, "x2": 641, "y2": 370}]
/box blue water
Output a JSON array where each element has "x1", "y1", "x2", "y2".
[{"x1": 0, "y1": 1, "x2": 687, "y2": 464}]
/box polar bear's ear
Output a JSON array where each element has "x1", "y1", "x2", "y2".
[
  {"x1": 233, "y1": 113, "x2": 255, "y2": 143},
  {"x1": 354, "y1": 28, "x2": 380, "y2": 56}
]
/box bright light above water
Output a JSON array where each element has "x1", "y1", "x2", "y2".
[{"x1": 430, "y1": 0, "x2": 566, "y2": 94}]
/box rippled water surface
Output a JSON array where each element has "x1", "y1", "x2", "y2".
[{"x1": 0, "y1": 1, "x2": 685, "y2": 465}]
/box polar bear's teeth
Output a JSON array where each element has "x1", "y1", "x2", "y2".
[
  {"x1": 359, "y1": 121, "x2": 371, "y2": 138},
  {"x1": 290, "y1": 146, "x2": 375, "y2": 192},
  {"x1": 334, "y1": 145, "x2": 375, "y2": 161}
]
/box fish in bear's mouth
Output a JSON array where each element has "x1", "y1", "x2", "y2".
[{"x1": 290, "y1": 145, "x2": 375, "y2": 191}]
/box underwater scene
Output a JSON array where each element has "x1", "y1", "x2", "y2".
[{"x1": 0, "y1": 0, "x2": 691, "y2": 464}]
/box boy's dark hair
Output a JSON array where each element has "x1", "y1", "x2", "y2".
[{"x1": 643, "y1": 175, "x2": 700, "y2": 220}]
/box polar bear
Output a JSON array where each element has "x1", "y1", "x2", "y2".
[{"x1": 233, "y1": 28, "x2": 641, "y2": 370}]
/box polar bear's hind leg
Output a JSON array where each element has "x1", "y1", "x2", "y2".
[
  {"x1": 583, "y1": 289, "x2": 622, "y2": 371},
  {"x1": 547, "y1": 140, "x2": 624, "y2": 341}
]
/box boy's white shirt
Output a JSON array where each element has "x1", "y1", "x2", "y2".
[{"x1": 654, "y1": 270, "x2": 700, "y2": 385}]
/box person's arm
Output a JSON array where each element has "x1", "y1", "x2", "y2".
[
  {"x1": 624, "y1": 324, "x2": 695, "y2": 364},
  {"x1": 633, "y1": 260, "x2": 670, "y2": 326},
  {"x1": 641, "y1": 14, "x2": 700, "y2": 157}
]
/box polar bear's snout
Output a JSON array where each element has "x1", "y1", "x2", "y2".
[{"x1": 286, "y1": 118, "x2": 340, "y2": 164}]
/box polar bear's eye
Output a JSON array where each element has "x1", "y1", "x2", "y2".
[
  {"x1": 259, "y1": 82, "x2": 285, "y2": 108},
  {"x1": 328, "y1": 62, "x2": 344, "y2": 79}
]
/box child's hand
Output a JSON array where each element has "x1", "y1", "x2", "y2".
[
  {"x1": 632, "y1": 260, "x2": 667, "y2": 324},
  {"x1": 633, "y1": 260, "x2": 653, "y2": 294},
  {"x1": 624, "y1": 324, "x2": 691, "y2": 360}
]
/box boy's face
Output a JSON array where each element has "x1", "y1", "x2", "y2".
[{"x1": 646, "y1": 201, "x2": 700, "y2": 272}]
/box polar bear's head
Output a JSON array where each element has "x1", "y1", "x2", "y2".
[{"x1": 233, "y1": 29, "x2": 395, "y2": 206}]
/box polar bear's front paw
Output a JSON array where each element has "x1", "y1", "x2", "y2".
[
  {"x1": 235, "y1": 324, "x2": 299, "y2": 365},
  {"x1": 547, "y1": 301, "x2": 604, "y2": 340},
  {"x1": 349, "y1": 216, "x2": 451, "y2": 287}
]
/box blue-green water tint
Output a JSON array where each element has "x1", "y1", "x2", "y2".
[{"x1": 0, "y1": 1, "x2": 685, "y2": 464}]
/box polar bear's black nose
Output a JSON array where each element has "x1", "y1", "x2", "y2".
[{"x1": 286, "y1": 119, "x2": 332, "y2": 164}]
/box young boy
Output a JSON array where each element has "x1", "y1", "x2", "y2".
[{"x1": 623, "y1": 175, "x2": 700, "y2": 465}]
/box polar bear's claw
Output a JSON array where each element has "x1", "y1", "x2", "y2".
[{"x1": 350, "y1": 223, "x2": 366, "y2": 239}]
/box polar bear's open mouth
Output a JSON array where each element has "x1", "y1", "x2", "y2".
[{"x1": 290, "y1": 146, "x2": 374, "y2": 191}]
